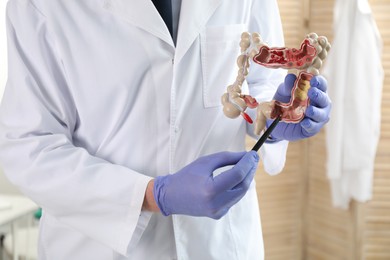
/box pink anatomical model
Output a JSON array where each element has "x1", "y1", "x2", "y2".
[
  {"x1": 253, "y1": 39, "x2": 317, "y2": 69},
  {"x1": 221, "y1": 32, "x2": 331, "y2": 135}
]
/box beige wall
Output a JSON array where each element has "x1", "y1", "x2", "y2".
[{"x1": 251, "y1": 0, "x2": 390, "y2": 259}]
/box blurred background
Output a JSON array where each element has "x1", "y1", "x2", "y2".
[
  {"x1": 0, "y1": 0, "x2": 389, "y2": 259},
  {"x1": 0, "y1": 1, "x2": 39, "y2": 259},
  {"x1": 247, "y1": 0, "x2": 390, "y2": 259}
]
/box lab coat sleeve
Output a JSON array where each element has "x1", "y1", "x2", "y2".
[
  {"x1": 245, "y1": 0, "x2": 288, "y2": 175},
  {"x1": 0, "y1": 1, "x2": 151, "y2": 256}
]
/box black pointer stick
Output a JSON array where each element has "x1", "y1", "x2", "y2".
[{"x1": 251, "y1": 116, "x2": 281, "y2": 152}]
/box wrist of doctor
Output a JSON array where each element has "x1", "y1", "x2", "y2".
[{"x1": 142, "y1": 179, "x2": 160, "y2": 212}]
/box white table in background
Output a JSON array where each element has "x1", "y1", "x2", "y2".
[
  {"x1": 0, "y1": 194, "x2": 39, "y2": 260},
  {"x1": 0, "y1": 194, "x2": 38, "y2": 227}
]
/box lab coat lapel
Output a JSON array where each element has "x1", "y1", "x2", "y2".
[
  {"x1": 103, "y1": 0, "x2": 174, "y2": 48},
  {"x1": 175, "y1": 0, "x2": 223, "y2": 64}
]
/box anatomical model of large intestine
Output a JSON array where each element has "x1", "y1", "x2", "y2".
[{"x1": 221, "y1": 32, "x2": 331, "y2": 135}]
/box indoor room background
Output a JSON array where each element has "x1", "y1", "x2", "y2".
[
  {"x1": 0, "y1": 0, "x2": 389, "y2": 259},
  {"x1": 249, "y1": 0, "x2": 390, "y2": 259}
]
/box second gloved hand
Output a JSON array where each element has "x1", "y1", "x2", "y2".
[
  {"x1": 153, "y1": 151, "x2": 259, "y2": 219},
  {"x1": 267, "y1": 74, "x2": 332, "y2": 141}
]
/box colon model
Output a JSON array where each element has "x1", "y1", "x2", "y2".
[{"x1": 221, "y1": 32, "x2": 331, "y2": 135}]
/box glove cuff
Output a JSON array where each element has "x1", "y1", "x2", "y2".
[{"x1": 153, "y1": 176, "x2": 171, "y2": 216}]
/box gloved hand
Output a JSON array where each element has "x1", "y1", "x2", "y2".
[
  {"x1": 153, "y1": 151, "x2": 259, "y2": 219},
  {"x1": 267, "y1": 74, "x2": 331, "y2": 141}
]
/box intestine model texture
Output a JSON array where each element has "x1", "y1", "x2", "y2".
[{"x1": 221, "y1": 32, "x2": 331, "y2": 135}]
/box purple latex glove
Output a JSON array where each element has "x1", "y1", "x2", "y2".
[
  {"x1": 153, "y1": 151, "x2": 259, "y2": 219},
  {"x1": 267, "y1": 74, "x2": 331, "y2": 141}
]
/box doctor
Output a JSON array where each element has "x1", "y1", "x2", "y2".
[{"x1": 0, "y1": 0, "x2": 330, "y2": 259}]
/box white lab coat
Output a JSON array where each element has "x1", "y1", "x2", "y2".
[
  {"x1": 0, "y1": 0, "x2": 288, "y2": 259},
  {"x1": 323, "y1": 0, "x2": 383, "y2": 209}
]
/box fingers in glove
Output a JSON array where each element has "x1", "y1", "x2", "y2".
[
  {"x1": 310, "y1": 75, "x2": 328, "y2": 92},
  {"x1": 213, "y1": 151, "x2": 259, "y2": 193},
  {"x1": 300, "y1": 117, "x2": 328, "y2": 136},
  {"x1": 305, "y1": 105, "x2": 331, "y2": 123},
  {"x1": 231, "y1": 164, "x2": 256, "y2": 191},
  {"x1": 199, "y1": 151, "x2": 246, "y2": 173},
  {"x1": 308, "y1": 86, "x2": 331, "y2": 109},
  {"x1": 210, "y1": 178, "x2": 256, "y2": 220},
  {"x1": 210, "y1": 189, "x2": 248, "y2": 219},
  {"x1": 274, "y1": 74, "x2": 296, "y2": 102},
  {"x1": 210, "y1": 207, "x2": 229, "y2": 220}
]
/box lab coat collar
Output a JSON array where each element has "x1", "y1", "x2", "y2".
[
  {"x1": 103, "y1": 0, "x2": 223, "y2": 64},
  {"x1": 175, "y1": 0, "x2": 223, "y2": 64},
  {"x1": 103, "y1": 0, "x2": 175, "y2": 48}
]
